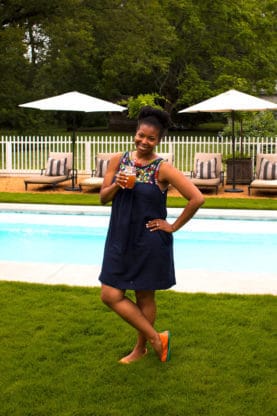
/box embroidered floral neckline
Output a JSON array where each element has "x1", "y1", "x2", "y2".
[
  {"x1": 131, "y1": 151, "x2": 160, "y2": 168},
  {"x1": 119, "y1": 151, "x2": 163, "y2": 185}
]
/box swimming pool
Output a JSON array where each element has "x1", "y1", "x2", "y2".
[{"x1": 0, "y1": 209, "x2": 276, "y2": 274}]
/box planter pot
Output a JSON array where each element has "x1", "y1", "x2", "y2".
[{"x1": 226, "y1": 158, "x2": 253, "y2": 185}]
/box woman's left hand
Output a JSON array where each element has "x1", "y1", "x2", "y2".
[{"x1": 146, "y1": 219, "x2": 174, "y2": 233}]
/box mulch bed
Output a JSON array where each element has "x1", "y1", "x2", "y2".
[{"x1": 0, "y1": 175, "x2": 276, "y2": 199}]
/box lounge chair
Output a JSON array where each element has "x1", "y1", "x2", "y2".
[
  {"x1": 78, "y1": 151, "x2": 174, "y2": 191},
  {"x1": 159, "y1": 153, "x2": 174, "y2": 165},
  {"x1": 190, "y1": 152, "x2": 224, "y2": 194},
  {"x1": 78, "y1": 152, "x2": 116, "y2": 191},
  {"x1": 24, "y1": 152, "x2": 75, "y2": 191},
  {"x1": 248, "y1": 153, "x2": 277, "y2": 195}
]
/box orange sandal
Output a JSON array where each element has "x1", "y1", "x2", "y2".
[{"x1": 159, "y1": 331, "x2": 171, "y2": 362}]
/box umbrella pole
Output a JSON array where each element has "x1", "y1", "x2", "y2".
[
  {"x1": 225, "y1": 111, "x2": 243, "y2": 193},
  {"x1": 65, "y1": 113, "x2": 81, "y2": 191}
]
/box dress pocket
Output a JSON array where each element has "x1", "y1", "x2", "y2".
[{"x1": 158, "y1": 230, "x2": 173, "y2": 246}]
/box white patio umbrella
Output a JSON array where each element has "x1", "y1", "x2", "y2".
[
  {"x1": 19, "y1": 91, "x2": 127, "y2": 190},
  {"x1": 179, "y1": 89, "x2": 277, "y2": 192}
]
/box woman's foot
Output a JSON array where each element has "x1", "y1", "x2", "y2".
[{"x1": 119, "y1": 347, "x2": 148, "y2": 364}]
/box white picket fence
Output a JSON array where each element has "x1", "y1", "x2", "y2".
[{"x1": 0, "y1": 135, "x2": 276, "y2": 175}]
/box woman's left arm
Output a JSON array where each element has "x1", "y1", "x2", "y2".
[{"x1": 148, "y1": 163, "x2": 205, "y2": 233}]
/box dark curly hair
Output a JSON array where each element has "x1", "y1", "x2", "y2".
[{"x1": 137, "y1": 106, "x2": 171, "y2": 139}]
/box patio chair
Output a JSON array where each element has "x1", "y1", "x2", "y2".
[
  {"x1": 24, "y1": 152, "x2": 75, "y2": 191},
  {"x1": 78, "y1": 151, "x2": 174, "y2": 191},
  {"x1": 157, "y1": 152, "x2": 174, "y2": 165},
  {"x1": 78, "y1": 152, "x2": 116, "y2": 191},
  {"x1": 248, "y1": 153, "x2": 277, "y2": 195},
  {"x1": 190, "y1": 152, "x2": 224, "y2": 194}
]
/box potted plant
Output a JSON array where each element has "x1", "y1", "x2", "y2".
[
  {"x1": 221, "y1": 112, "x2": 254, "y2": 185},
  {"x1": 223, "y1": 152, "x2": 253, "y2": 185}
]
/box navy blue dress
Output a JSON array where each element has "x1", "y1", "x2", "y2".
[{"x1": 98, "y1": 151, "x2": 176, "y2": 290}]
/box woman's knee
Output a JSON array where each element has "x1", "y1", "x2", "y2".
[{"x1": 101, "y1": 285, "x2": 124, "y2": 307}]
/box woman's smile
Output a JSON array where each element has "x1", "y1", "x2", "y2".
[{"x1": 134, "y1": 124, "x2": 160, "y2": 156}]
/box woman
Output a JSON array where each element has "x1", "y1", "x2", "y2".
[{"x1": 99, "y1": 106, "x2": 204, "y2": 364}]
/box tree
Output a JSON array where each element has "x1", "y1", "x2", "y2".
[
  {"x1": 0, "y1": 0, "x2": 68, "y2": 130},
  {"x1": 161, "y1": 0, "x2": 277, "y2": 109},
  {"x1": 0, "y1": 0, "x2": 99, "y2": 130},
  {"x1": 120, "y1": 93, "x2": 165, "y2": 119},
  {"x1": 91, "y1": 0, "x2": 177, "y2": 101},
  {"x1": 223, "y1": 111, "x2": 277, "y2": 137},
  {"x1": 0, "y1": 0, "x2": 276, "y2": 131},
  {"x1": 0, "y1": 23, "x2": 31, "y2": 129}
]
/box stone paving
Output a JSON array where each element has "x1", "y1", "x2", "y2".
[{"x1": 1, "y1": 174, "x2": 277, "y2": 198}]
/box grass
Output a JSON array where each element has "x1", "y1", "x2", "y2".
[
  {"x1": 0, "y1": 282, "x2": 275, "y2": 416},
  {"x1": 0, "y1": 191, "x2": 277, "y2": 210},
  {"x1": 168, "y1": 196, "x2": 277, "y2": 210}
]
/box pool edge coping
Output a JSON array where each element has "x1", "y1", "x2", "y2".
[{"x1": 0, "y1": 203, "x2": 277, "y2": 220}]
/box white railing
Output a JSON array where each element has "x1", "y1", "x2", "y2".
[{"x1": 0, "y1": 135, "x2": 276, "y2": 175}]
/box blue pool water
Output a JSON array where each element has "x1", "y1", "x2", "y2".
[{"x1": 0, "y1": 212, "x2": 276, "y2": 274}]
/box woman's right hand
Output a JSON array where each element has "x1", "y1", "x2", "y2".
[{"x1": 115, "y1": 171, "x2": 128, "y2": 189}]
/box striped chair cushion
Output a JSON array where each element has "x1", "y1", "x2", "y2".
[
  {"x1": 195, "y1": 158, "x2": 217, "y2": 179},
  {"x1": 259, "y1": 158, "x2": 277, "y2": 179},
  {"x1": 95, "y1": 158, "x2": 110, "y2": 177},
  {"x1": 45, "y1": 157, "x2": 67, "y2": 176}
]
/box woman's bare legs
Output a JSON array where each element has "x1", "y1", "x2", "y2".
[
  {"x1": 101, "y1": 285, "x2": 162, "y2": 361},
  {"x1": 119, "y1": 290, "x2": 157, "y2": 363}
]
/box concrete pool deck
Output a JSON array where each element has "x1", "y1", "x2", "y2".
[
  {"x1": 1, "y1": 261, "x2": 276, "y2": 295},
  {"x1": 0, "y1": 203, "x2": 276, "y2": 295}
]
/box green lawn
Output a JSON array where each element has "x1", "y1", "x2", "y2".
[
  {"x1": 0, "y1": 191, "x2": 277, "y2": 210},
  {"x1": 0, "y1": 282, "x2": 275, "y2": 416}
]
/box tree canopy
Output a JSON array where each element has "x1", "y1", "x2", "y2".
[{"x1": 0, "y1": 0, "x2": 276, "y2": 131}]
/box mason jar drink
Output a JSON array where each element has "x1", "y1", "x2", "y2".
[{"x1": 125, "y1": 166, "x2": 136, "y2": 189}]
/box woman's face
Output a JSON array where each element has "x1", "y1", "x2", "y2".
[{"x1": 134, "y1": 123, "x2": 160, "y2": 156}]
